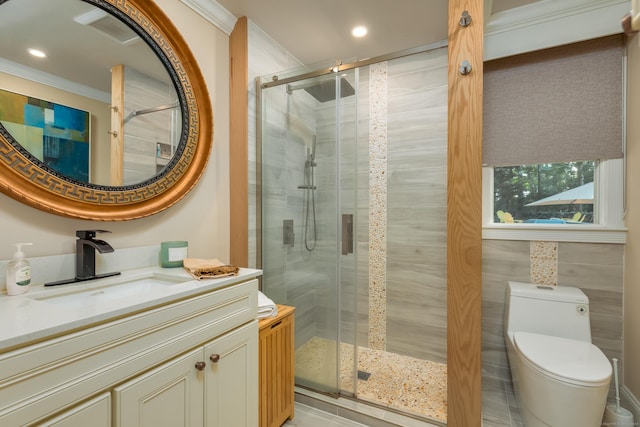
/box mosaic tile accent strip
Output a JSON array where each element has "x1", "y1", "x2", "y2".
[
  {"x1": 368, "y1": 62, "x2": 388, "y2": 350},
  {"x1": 530, "y1": 241, "x2": 558, "y2": 285},
  {"x1": 295, "y1": 337, "x2": 447, "y2": 422}
]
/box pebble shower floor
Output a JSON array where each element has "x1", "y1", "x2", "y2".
[{"x1": 295, "y1": 336, "x2": 447, "y2": 423}]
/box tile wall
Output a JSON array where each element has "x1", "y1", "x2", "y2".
[{"x1": 482, "y1": 240, "x2": 624, "y2": 425}]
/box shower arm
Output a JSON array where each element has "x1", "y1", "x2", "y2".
[{"x1": 124, "y1": 102, "x2": 179, "y2": 124}]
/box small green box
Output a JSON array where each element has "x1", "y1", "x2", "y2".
[{"x1": 160, "y1": 241, "x2": 188, "y2": 268}]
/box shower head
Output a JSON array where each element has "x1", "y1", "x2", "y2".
[{"x1": 288, "y1": 77, "x2": 355, "y2": 103}]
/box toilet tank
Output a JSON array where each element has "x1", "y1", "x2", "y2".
[{"x1": 504, "y1": 281, "x2": 592, "y2": 342}]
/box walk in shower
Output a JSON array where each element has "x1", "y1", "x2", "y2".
[{"x1": 259, "y1": 43, "x2": 448, "y2": 424}]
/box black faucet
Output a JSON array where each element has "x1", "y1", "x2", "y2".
[
  {"x1": 75, "y1": 230, "x2": 118, "y2": 279},
  {"x1": 45, "y1": 230, "x2": 121, "y2": 286}
]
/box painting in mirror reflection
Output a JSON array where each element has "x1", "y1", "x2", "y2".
[{"x1": 0, "y1": 88, "x2": 89, "y2": 182}]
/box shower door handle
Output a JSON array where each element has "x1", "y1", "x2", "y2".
[{"x1": 342, "y1": 214, "x2": 353, "y2": 255}]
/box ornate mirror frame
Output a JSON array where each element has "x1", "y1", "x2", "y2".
[{"x1": 0, "y1": 0, "x2": 212, "y2": 221}]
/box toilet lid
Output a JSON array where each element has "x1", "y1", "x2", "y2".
[{"x1": 514, "y1": 331, "x2": 612, "y2": 386}]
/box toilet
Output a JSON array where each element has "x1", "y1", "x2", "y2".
[{"x1": 504, "y1": 281, "x2": 612, "y2": 427}]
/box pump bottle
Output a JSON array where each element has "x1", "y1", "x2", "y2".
[{"x1": 6, "y1": 243, "x2": 32, "y2": 296}]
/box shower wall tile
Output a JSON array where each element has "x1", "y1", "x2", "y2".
[
  {"x1": 387, "y1": 142, "x2": 448, "y2": 169},
  {"x1": 387, "y1": 274, "x2": 447, "y2": 363},
  {"x1": 368, "y1": 61, "x2": 389, "y2": 351},
  {"x1": 383, "y1": 47, "x2": 448, "y2": 362},
  {"x1": 387, "y1": 320, "x2": 447, "y2": 364},
  {"x1": 388, "y1": 85, "x2": 449, "y2": 114},
  {"x1": 387, "y1": 243, "x2": 447, "y2": 266},
  {"x1": 248, "y1": 22, "x2": 323, "y2": 337},
  {"x1": 248, "y1": 20, "x2": 307, "y2": 269},
  {"x1": 529, "y1": 241, "x2": 558, "y2": 285},
  {"x1": 386, "y1": 187, "x2": 448, "y2": 209},
  {"x1": 387, "y1": 46, "x2": 448, "y2": 77}
]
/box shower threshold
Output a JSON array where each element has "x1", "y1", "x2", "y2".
[{"x1": 294, "y1": 386, "x2": 444, "y2": 427}]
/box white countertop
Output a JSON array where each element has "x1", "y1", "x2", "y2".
[{"x1": 0, "y1": 266, "x2": 262, "y2": 351}]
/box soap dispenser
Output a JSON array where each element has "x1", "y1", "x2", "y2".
[{"x1": 6, "y1": 243, "x2": 33, "y2": 296}]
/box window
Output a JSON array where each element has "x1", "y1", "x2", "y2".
[
  {"x1": 482, "y1": 35, "x2": 626, "y2": 243},
  {"x1": 483, "y1": 158, "x2": 625, "y2": 243},
  {"x1": 493, "y1": 161, "x2": 594, "y2": 224}
]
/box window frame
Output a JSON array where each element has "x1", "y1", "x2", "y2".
[{"x1": 482, "y1": 158, "x2": 626, "y2": 243}]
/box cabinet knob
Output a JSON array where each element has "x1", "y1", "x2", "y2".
[
  {"x1": 209, "y1": 354, "x2": 221, "y2": 363},
  {"x1": 195, "y1": 361, "x2": 206, "y2": 371}
]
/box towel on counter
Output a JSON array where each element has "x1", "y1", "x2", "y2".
[
  {"x1": 258, "y1": 291, "x2": 278, "y2": 319},
  {"x1": 183, "y1": 258, "x2": 239, "y2": 280}
]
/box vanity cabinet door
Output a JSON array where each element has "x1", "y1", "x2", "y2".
[
  {"x1": 40, "y1": 393, "x2": 111, "y2": 427},
  {"x1": 113, "y1": 347, "x2": 205, "y2": 427},
  {"x1": 204, "y1": 321, "x2": 258, "y2": 427}
]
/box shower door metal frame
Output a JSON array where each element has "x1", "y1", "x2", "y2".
[{"x1": 260, "y1": 40, "x2": 447, "y2": 92}]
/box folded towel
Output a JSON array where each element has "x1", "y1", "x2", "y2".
[
  {"x1": 258, "y1": 291, "x2": 278, "y2": 319},
  {"x1": 183, "y1": 258, "x2": 239, "y2": 280}
]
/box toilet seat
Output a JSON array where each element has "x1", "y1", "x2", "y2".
[{"x1": 514, "y1": 331, "x2": 611, "y2": 387}]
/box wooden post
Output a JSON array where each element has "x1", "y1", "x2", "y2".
[
  {"x1": 447, "y1": 1, "x2": 484, "y2": 426},
  {"x1": 110, "y1": 64, "x2": 124, "y2": 186},
  {"x1": 229, "y1": 17, "x2": 249, "y2": 267}
]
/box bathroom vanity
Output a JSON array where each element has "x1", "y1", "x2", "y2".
[{"x1": 0, "y1": 267, "x2": 261, "y2": 426}]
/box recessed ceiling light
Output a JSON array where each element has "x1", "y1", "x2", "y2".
[
  {"x1": 352, "y1": 25, "x2": 367, "y2": 38},
  {"x1": 28, "y1": 48, "x2": 46, "y2": 58}
]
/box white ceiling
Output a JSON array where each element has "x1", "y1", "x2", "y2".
[
  {"x1": 216, "y1": 0, "x2": 448, "y2": 65},
  {"x1": 214, "y1": 0, "x2": 541, "y2": 66}
]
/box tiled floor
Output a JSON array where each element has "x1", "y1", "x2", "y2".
[
  {"x1": 295, "y1": 337, "x2": 447, "y2": 423},
  {"x1": 283, "y1": 403, "x2": 369, "y2": 427}
]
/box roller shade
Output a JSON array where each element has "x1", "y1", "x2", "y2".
[{"x1": 483, "y1": 35, "x2": 623, "y2": 167}]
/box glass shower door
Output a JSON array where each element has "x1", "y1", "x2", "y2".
[{"x1": 260, "y1": 69, "x2": 358, "y2": 395}]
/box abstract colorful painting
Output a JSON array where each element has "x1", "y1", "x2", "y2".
[{"x1": 0, "y1": 89, "x2": 90, "y2": 182}]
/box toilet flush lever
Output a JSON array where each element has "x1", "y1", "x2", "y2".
[{"x1": 576, "y1": 305, "x2": 588, "y2": 315}]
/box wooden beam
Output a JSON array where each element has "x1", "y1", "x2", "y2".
[
  {"x1": 447, "y1": 1, "x2": 484, "y2": 426},
  {"x1": 229, "y1": 17, "x2": 249, "y2": 267},
  {"x1": 110, "y1": 64, "x2": 124, "y2": 186}
]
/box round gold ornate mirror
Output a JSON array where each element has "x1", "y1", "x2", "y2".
[{"x1": 0, "y1": 0, "x2": 212, "y2": 220}]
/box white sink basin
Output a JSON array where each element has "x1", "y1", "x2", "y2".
[{"x1": 32, "y1": 273, "x2": 191, "y2": 309}]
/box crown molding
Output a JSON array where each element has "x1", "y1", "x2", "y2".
[
  {"x1": 180, "y1": 0, "x2": 237, "y2": 36},
  {"x1": 0, "y1": 58, "x2": 110, "y2": 103},
  {"x1": 484, "y1": 0, "x2": 629, "y2": 60}
]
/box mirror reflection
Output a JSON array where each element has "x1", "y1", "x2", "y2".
[{"x1": 0, "y1": 0, "x2": 182, "y2": 186}]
